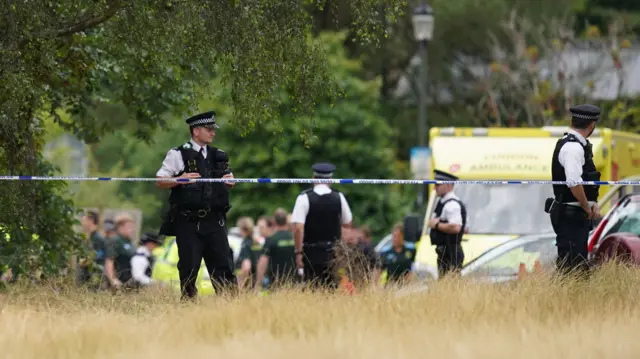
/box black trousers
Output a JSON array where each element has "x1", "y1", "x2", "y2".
[
  {"x1": 175, "y1": 214, "x2": 237, "y2": 299},
  {"x1": 550, "y1": 205, "x2": 591, "y2": 277},
  {"x1": 302, "y1": 246, "x2": 338, "y2": 291},
  {"x1": 436, "y1": 243, "x2": 464, "y2": 278}
]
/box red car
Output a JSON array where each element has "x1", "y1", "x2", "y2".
[{"x1": 588, "y1": 194, "x2": 640, "y2": 265}]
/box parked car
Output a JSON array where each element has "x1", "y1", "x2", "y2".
[
  {"x1": 588, "y1": 194, "x2": 640, "y2": 265},
  {"x1": 151, "y1": 230, "x2": 245, "y2": 295},
  {"x1": 393, "y1": 233, "x2": 557, "y2": 297},
  {"x1": 460, "y1": 233, "x2": 557, "y2": 283}
]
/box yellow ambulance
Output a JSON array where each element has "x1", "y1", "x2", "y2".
[{"x1": 412, "y1": 126, "x2": 640, "y2": 279}]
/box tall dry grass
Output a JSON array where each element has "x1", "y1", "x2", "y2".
[{"x1": 2, "y1": 262, "x2": 640, "y2": 359}]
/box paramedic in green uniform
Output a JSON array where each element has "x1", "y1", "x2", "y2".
[
  {"x1": 377, "y1": 223, "x2": 416, "y2": 286},
  {"x1": 77, "y1": 210, "x2": 107, "y2": 288},
  {"x1": 236, "y1": 216, "x2": 259, "y2": 289},
  {"x1": 104, "y1": 213, "x2": 137, "y2": 289},
  {"x1": 255, "y1": 208, "x2": 297, "y2": 291}
]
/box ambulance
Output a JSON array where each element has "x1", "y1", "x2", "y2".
[{"x1": 412, "y1": 126, "x2": 640, "y2": 280}]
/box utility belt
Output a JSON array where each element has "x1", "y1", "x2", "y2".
[
  {"x1": 544, "y1": 198, "x2": 589, "y2": 219},
  {"x1": 303, "y1": 241, "x2": 336, "y2": 250},
  {"x1": 178, "y1": 207, "x2": 226, "y2": 222}
]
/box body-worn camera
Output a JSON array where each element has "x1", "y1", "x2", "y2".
[{"x1": 211, "y1": 150, "x2": 231, "y2": 178}]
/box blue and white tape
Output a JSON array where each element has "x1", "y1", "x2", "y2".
[{"x1": 0, "y1": 176, "x2": 638, "y2": 185}]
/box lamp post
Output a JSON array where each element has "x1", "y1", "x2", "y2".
[{"x1": 412, "y1": 3, "x2": 435, "y2": 209}]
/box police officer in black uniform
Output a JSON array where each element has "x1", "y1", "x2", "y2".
[
  {"x1": 427, "y1": 169, "x2": 467, "y2": 278},
  {"x1": 547, "y1": 104, "x2": 601, "y2": 277},
  {"x1": 130, "y1": 232, "x2": 164, "y2": 288},
  {"x1": 156, "y1": 111, "x2": 238, "y2": 300},
  {"x1": 291, "y1": 162, "x2": 353, "y2": 290}
]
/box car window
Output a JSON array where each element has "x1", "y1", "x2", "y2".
[
  {"x1": 465, "y1": 239, "x2": 556, "y2": 278},
  {"x1": 601, "y1": 198, "x2": 640, "y2": 239}
]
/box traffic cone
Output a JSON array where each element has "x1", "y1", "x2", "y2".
[
  {"x1": 517, "y1": 262, "x2": 528, "y2": 280},
  {"x1": 339, "y1": 276, "x2": 356, "y2": 295},
  {"x1": 533, "y1": 259, "x2": 542, "y2": 273}
]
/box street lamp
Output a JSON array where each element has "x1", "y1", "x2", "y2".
[
  {"x1": 412, "y1": 3, "x2": 435, "y2": 210},
  {"x1": 412, "y1": 3, "x2": 434, "y2": 148},
  {"x1": 412, "y1": 3, "x2": 435, "y2": 44}
]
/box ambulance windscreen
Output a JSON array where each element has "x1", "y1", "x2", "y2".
[{"x1": 453, "y1": 183, "x2": 555, "y2": 235}]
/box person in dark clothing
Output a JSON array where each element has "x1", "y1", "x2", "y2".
[
  {"x1": 547, "y1": 104, "x2": 602, "y2": 277},
  {"x1": 427, "y1": 169, "x2": 467, "y2": 279},
  {"x1": 255, "y1": 208, "x2": 298, "y2": 291},
  {"x1": 77, "y1": 210, "x2": 107, "y2": 288},
  {"x1": 235, "y1": 216, "x2": 260, "y2": 289},
  {"x1": 377, "y1": 223, "x2": 416, "y2": 286},
  {"x1": 291, "y1": 163, "x2": 353, "y2": 291},
  {"x1": 104, "y1": 213, "x2": 137, "y2": 289},
  {"x1": 355, "y1": 225, "x2": 378, "y2": 274},
  {"x1": 156, "y1": 110, "x2": 238, "y2": 300}
]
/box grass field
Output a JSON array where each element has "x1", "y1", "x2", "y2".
[{"x1": 2, "y1": 263, "x2": 640, "y2": 359}]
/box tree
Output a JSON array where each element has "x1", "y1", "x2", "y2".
[
  {"x1": 464, "y1": 10, "x2": 640, "y2": 128},
  {"x1": 346, "y1": 0, "x2": 588, "y2": 160},
  {"x1": 577, "y1": 0, "x2": 640, "y2": 35},
  {"x1": 0, "y1": 1, "x2": 403, "y2": 276},
  {"x1": 88, "y1": 31, "x2": 416, "y2": 239}
]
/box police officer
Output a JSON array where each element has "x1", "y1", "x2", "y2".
[
  {"x1": 548, "y1": 104, "x2": 601, "y2": 277},
  {"x1": 156, "y1": 110, "x2": 238, "y2": 300},
  {"x1": 130, "y1": 232, "x2": 164, "y2": 288},
  {"x1": 427, "y1": 169, "x2": 467, "y2": 278},
  {"x1": 291, "y1": 162, "x2": 353, "y2": 290}
]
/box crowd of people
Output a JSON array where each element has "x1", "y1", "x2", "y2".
[{"x1": 73, "y1": 206, "x2": 418, "y2": 294}]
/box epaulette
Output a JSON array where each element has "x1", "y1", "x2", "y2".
[
  {"x1": 174, "y1": 142, "x2": 193, "y2": 151},
  {"x1": 563, "y1": 133, "x2": 587, "y2": 148}
]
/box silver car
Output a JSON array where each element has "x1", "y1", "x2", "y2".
[{"x1": 460, "y1": 232, "x2": 557, "y2": 283}]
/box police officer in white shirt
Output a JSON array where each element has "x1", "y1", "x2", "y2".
[
  {"x1": 291, "y1": 162, "x2": 353, "y2": 290},
  {"x1": 130, "y1": 232, "x2": 164, "y2": 288},
  {"x1": 427, "y1": 169, "x2": 467, "y2": 278},
  {"x1": 155, "y1": 110, "x2": 238, "y2": 300},
  {"x1": 547, "y1": 104, "x2": 602, "y2": 277}
]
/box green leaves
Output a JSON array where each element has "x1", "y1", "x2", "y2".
[
  {"x1": 84, "y1": 30, "x2": 414, "y2": 239},
  {"x1": 0, "y1": 0, "x2": 403, "y2": 277}
]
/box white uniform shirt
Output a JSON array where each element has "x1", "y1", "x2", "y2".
[
  {"x1": 290, "y1": 184, "x2": 353, "y2": 225},
  {"x1": 435, "y1": 191, "x2": 464, "y2": 226},
  {"x1": 130, "y1": 246, "x2": 153, "y2": 285},
  {"x1": 558, "y1": 129, "x2": 596, "y2": 206},
  {"x1": 156, "y1": 139, "x2": 233, "y2": 178}
]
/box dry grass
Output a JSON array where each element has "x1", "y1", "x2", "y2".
[{"x1": 2, "y1": 262, "x2": 640, "y2": 359}]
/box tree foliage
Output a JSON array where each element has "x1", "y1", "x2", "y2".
[
  {"x1": 0, "y1": 1, "x2": 402, "y2": 275},
  {"x1": 86, "y1": 31, "x2": 416, "y2": 240},
  {"x1": 464, "y1": 10, "x2": 640, "y2": 129}
]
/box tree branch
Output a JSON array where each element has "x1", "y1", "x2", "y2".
[{"x1": 54, "y1": 0, "x2": 124, "y2": 37}]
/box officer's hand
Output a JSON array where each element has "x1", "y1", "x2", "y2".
[
  {"x1": 428, "y1": 218, "x2": 440, "y2": 228},
  {"x1": 223, "y1": 173, "x2": 236, "y2": 188},
  {"x1": 296, "y1": 253, "x2": 304, "y2": 268},
  {"x1": 591, "y1": 204, "x2": 601, "y2": 220}
]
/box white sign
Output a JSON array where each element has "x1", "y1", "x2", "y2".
[{"x1": 410, "y1": 147, "x2": 431, "y2": 180}]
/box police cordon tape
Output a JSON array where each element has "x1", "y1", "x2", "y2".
[{"x1": 1, "y1": 175, "x2": 640, "y2": 185}]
